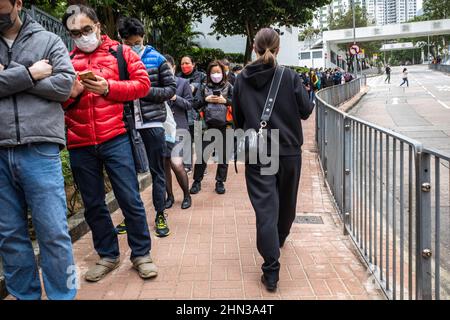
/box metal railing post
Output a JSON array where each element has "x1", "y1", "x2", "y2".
[
  {"x1": 415, "y1": 151, "x2": 433, "y2": 300},
  {"x1": 343, "y1": 117, "x2": 352, "y2": 235}
]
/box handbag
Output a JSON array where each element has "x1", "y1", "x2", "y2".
[
  {"x1": 163, "y1": 102, "x2": 177, "y2": 143},
  {"x1": 117, "y1": 45, "x2": 149, "y2": 174},
  {"x1": 204, "y1": 103, "x2": 228, "y2": 127},
  {"x1": 236, "y1": 66, "x2": 285, "y2": 168}
]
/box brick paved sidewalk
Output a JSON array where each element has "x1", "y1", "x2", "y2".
[{"x1": 70, "y1": 115, "x2": 384, "y2": 300}]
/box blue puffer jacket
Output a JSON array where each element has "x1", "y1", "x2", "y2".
[{"x1": 139, "y1": 45, "x2": 176, "y2": 123}]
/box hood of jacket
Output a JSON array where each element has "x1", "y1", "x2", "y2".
[{"x1": 240, "y1": 62, "x2": 276, "y2": 89}]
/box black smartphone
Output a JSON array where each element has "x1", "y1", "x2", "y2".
[{"x1": 213, "y1": 89, "x2": 221, "y2": 96}]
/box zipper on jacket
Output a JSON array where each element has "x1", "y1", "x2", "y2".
[{"x1": 6, "y1": 47, "x2": 21, "y2": 144}]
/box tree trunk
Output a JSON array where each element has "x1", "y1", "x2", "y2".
[{"x1": 244, "y1": 35, "x2": 253, "y2": 64}]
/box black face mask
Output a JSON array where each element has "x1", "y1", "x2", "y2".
[{"x1": 0, "y1": 8, "x2": 16, "y2": 34}]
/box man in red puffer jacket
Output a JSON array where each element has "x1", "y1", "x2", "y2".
[{"x1": 62, "y1": 4, "x2": 157, "y2": 283}]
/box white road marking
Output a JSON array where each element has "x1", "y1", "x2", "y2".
[
  {"x1": 438, "y1": 100, "x2": 450, "y2": 109},
  {"x1": 392, "y1": 97, "x2": 399, "y2": 105}
]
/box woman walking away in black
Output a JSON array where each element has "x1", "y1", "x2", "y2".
[
  {"x1": 163, "y1": 54, "x2": 193, "y2": 210},
  {"x1": 190, "y1": 60, "x2": 233, "y2": 195},
  {"x1": 232, "y1": 28, "x2": 314, "y2": 292}
]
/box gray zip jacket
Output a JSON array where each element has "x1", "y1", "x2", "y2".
[{"x1": 0, "y1": 14, "x2": 75, "y2": 147}]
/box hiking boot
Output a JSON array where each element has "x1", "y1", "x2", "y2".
[
  {"x1": 165, "y1": 195, "x2": 175, "y2": 209},
  {"x1": 215, "y1": 181, "x2": 226, "y2": 194},
  {"x1": 261, "y1": 274, "x2": 278, "y2": 292},
  {"x1": 85, "y1": 257, "x2": 120, "y2": 282},
  {"x1": 115, "y1": 221, "x2": 127, "y2": 235},
  {"x1": 131, "y1": 255, "x2": 158, "y2": 279},
  {"x1": 181, "y1": 196, "x2": 192, "y2": 209},
  {"x1": 190, "y1": 181, "x2": 201, "y2": 194},
  {"x1": 155, "y1": 211, "x2": 170, "y2": 237}
]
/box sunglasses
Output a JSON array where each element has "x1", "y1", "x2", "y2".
[{"x1": 68, "y1": 24, "x2": 97, "y2": 39}]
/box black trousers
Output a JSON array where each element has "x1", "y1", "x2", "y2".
[
  {"x1": 140, "y1": 127, "x2": 166, "y2": 213},
  {"x1": 193, "y1": 126, "x2": 229, "y2": 183},
  {"x1": 245, "y1": 155, "x2": 302, "y2": 282}
]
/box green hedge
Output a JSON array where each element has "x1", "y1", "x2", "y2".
[{"x1": 179, "y1": 47, "x2": 245, "y2": 72}]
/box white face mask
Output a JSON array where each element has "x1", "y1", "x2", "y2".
[
  {"x1": 210, "y1": 72, "x2": 223, "y2": 84},
  {"x1": 74, "y1": 32, "x2": 100, "y2": 53}
]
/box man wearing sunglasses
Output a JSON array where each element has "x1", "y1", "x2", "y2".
[{"x1": 0, "y1": 0, "x2": 77, "y2": 300}]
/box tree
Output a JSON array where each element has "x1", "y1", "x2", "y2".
[
  {"x1": 194, "y1": 0, "x2": 331, "y2": 62},
  {"x1": 423, "y1": 0, "x2": 450, "y2": 19}
]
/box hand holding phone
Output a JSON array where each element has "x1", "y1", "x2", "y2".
[{"x1": 79, "y1": 71, "x2": 97, "y2": 82}]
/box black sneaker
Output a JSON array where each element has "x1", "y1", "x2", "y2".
[
  {"x1": 165, "y1": 195, "x2": 175, "y2": 209},
  {"x1": 155, "y1": 212, "x2": 170, "y2": 238},
  {"x1": 215, "y1": 181, "x2": 226, "y2": 194},
  {"x1": 181, "y1": 196, "x2": 192, "y2": 209},
  {"x1": 261, "y1": 275, "x2": 278, "y2": 292},
  {"x1": 190, "y1": 181, "x2": 201, "y2": 194},
  {"x1": 115, "y1": 221, "x2": 127, "y2": 235}
]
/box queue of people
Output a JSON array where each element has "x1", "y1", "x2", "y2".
[
  {"x1": 0, "y1": 1, "x2": 314, "y2": 299},
  {"x1": 300, "y1": 67, "x2": 353, "y2": 102}
]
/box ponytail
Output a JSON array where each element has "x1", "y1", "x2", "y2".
[
  {"x1": 260, "y1": 48, "x2": 277, "y2": 66},
  {"x1": 253, "y1": 28, "x2": 280, "y2": 67}
]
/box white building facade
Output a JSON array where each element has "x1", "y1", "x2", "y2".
[{"x1": 314, "y1": 0, "x2": 418, "y2": 28}]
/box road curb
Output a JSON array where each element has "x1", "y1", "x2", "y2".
[{"x1": 339, "y1": 86, "x2": 369, "y2": 113}]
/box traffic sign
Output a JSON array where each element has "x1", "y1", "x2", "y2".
[{"x1": 349, "y1": 44, "x2": 360, "y2": 56}]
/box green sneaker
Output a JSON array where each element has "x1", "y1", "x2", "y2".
[
  {"x1": 115, "y1": 221, "x2": 127, "y2": 235},
  {"x1": 155, "y1": 212, "x2": 170, "y2": 237}
]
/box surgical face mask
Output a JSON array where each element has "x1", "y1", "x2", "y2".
[
  {"x1": 0, "y1": 7, "x2": 16, "y2": 34},
  {"x1": 74, "y1": 32, "x2": 100, "y2": 53},
  {"x1": 210, "y1": 72, "x2": 223, "y2": 84},
  {"x1": 131, "y1": 44, "x2": 144, "y2": 55}
]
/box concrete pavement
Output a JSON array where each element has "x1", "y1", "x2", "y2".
[{"x1": 43, "y1": 114, "x2": 384, "y2": 300}]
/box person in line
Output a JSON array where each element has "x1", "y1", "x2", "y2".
[
  {"x1": 163, "y1": 54, "x2": 193, "y2": 210},
  {"x1": 0, "y1": 0, "x2": 77, "y2": 300},
  {"x1": 62, "y1": 5, "x2": 157, "y2": 281},
  {"x1": 400, "y1": 67, "x2": 409, "y2": 87},
  {"x1": 232, "y1": 28, "x2": 314, "y2": 292},
  {"x1": 190, "y1": 60, "x2": 233, "y2": 195},
  {"x1": 117, "y1": 17, "x2": 177, "y2": 238},
  {"x1": 177, "y1": 56, "x2": 206, "y2": 174},
  {"x1": 232, "y1": 65, "x2": 243, "y2": 78},
  {"x1": 385, "y1": 64, "x2": 391, "y2": 84},
  {"x1": 222, "y1": 58, "x2": 236, "y2": 86}
]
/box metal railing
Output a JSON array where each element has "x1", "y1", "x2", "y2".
[
  {"x1": 22, "y1": 6, "x2": 73, "y2": 51},
  {"x1": 429, "y1": 64, "x2": 450, "y2": 74},
  {"x1": 316, "y1": 76, "x2": 450, "y2": 300}
]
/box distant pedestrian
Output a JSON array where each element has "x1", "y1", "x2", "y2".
[
  {"x1": 385, "y1": 65, "x2": 391, "y2": 84},
  {"x1": 400, "y1": 68, "x2": 409, "y2": 87}
]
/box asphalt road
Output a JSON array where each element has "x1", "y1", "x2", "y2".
[{"x1": 351, "y1": 65, "x2": 450, "y2": 298}]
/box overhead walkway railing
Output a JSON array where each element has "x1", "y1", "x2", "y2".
[{"x1": 315, "y1": 77, "x2": 450, "y2": 300}]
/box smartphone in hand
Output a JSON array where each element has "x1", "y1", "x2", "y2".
[{"x1": 79, "y1": 71, "x2": 97, "y2": 81}]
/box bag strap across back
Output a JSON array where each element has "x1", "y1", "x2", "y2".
[{"x1": 259, "y1": 66, "x2": 285, "y2": 125}]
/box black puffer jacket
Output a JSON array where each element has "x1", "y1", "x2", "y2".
[
  {"x1": 139, "y1": 46, "x2": 177, "y2": 123},
  {"x1": 177, "y1": 69, "x2": 206, "y2": 126}
]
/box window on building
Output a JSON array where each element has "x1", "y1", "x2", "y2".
[
  {"x1": 300, "y1": 52, "x2": 311, "y2": 60},
  {"x1": 312, "y1": 51, "x2": 322, "y2": 59}
]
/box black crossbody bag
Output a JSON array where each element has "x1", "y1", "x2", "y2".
[
  {"x1": 235, "y1": 66, "x2": 285, "y2": 171},
  {"x1": 116, "y1": 45, "x2": 149, "y2": 174}
]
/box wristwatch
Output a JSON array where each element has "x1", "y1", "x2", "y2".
[{"x1": 102, "y1": 83, "x2": 110, "y2": 97}]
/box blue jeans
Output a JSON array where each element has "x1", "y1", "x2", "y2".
[
  {"x1": 0, "y1": 143, "x2": 76, "y2": 300},
  {"x1": 69, "y1": 134, "x2": 151, "y2": 260}
]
